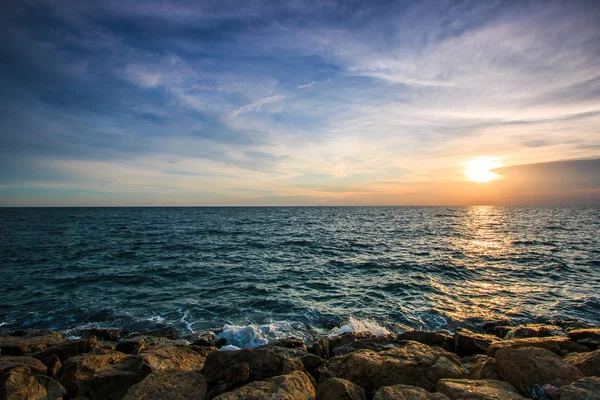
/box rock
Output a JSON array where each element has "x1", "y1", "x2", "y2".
[
  {"x1": 504, "y1": 325, "x2": 566, "y2": 339},
  {"x1": 308, "y1": 338, "x2": 330, "y2": 359},
  {"x1": 453, "y1": 329, "x2": 497, "y2": 357},
  {"x1": 481, "y1": 320, "x2": 515, "y2": 338},
  {"x1": 567, "y1": 328, "x2": 600, "y2": 350},
  {"x1": 45, "y1": 354, "x2": 62, "y2": 378},
  {"x1": 88, "y1": 356, "x2": 153, "y2": 400},
  {"x1": 57, "y1": 351, "x2": 128, "y2": 397},
  {"x1": 131, "y1": 327, "x2": 180, "y2": 340},
  {"x1": 495, "y1": 347, "x2": 583, "y2": 396},
  {"x1": 0, "y1": 330, "x2": 66, "y2": 356},
  {"x1": 542, "y1": 384, "x2": 560, "y2": 400},
  {"x1": 116, "y1": 336, "x2": 165, "y2": 354},
  {"x1": 0, "y1": 365, "x2": 66, "y2": 400},
  {"x1": 397, "y1": 331, "x2": 453, "y2": 350},
  {"x1": 328, "y1": 332, "x2": 375, "y2": 355},
  {"x1": 547, "y1": 319, "x2": 597, "y2": 332},
  {"x1": 73, "y1": 328, "x2": 127, "y2": 342},
  {"x1": 202, "y1": 346, "x2": 305, "y2": 395},
  {"x1": 274, "y1": 347, "x2": 324, "y2": 378},
  {"x1": 317, "y1": 378, "x2": 366, "y2": 400},
  {"x1": 212, "y1": 370, "x2": 316, "y2": 400},
  {"x1": 138, "y1": 345, "x2": 208, "y2": 371},
  {"x1": 0, "y1": 356, "x2": 48, "y2": 375},
  {"x1": 32, "y1": 337, "x2": 101, "y2": 365},
  {"x1": 99, "y1": 341, "x2": 118, "y2": 351},
  {"x1": 531, "y1": 384, "x2": 550, "y2": 400},
  {"x1": 317, "y1": 341, "x2": 466, "y2": 394},
  {"x1": 487, "y1": 337, "x2": 589, "y2": 357},
  {"x1": 122, "y1": 370, "x2": 207, "y2": 400},
  {"x1": 331, "y1": 336, "x2": 414, "y2": 357},
  {"x1": 373, "y1": 384, "x2": 449, "y2": 399},
  {"x1": 559, "y1": 377, "x2": 600, "y2": 400},
  {"x1": 268, "y1": 337, "x2": 307, "y2": 350},
  {"x1": 461, "y1": 355, "x2": 499, "y2": 380},
  {"x1": 437, "y1": 379, "x2": 525, "y2": 400},
  {"x1": 189, "y1": 332, "x2": 216, "y2": 347},
  {"x1": 564, "y1": 349, "x2": 600, "y2": 376}
]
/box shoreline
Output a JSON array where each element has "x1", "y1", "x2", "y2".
[{"x1": 1, "y1": 319, "x2": 599, "y2": 399}]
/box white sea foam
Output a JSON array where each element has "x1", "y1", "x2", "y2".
[
  {"x1": 220, "y1": 345, "x2": 242, "y2": 351},
  {"x1": 216, "y1": 321, "x2": 303, "y2": 349},
  {"x1": 329, "y1": 317, "x2": 390, "y2": 337}
]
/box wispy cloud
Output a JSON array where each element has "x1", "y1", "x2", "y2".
[{"x1": 232, "y1": 94, "x2": 285, "y2": 116}]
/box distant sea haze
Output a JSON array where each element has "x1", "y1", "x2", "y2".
[{"x1": 1, "y1": 207, "x2": 598, "y2": 348}]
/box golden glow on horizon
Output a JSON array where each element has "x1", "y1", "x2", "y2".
[{"x1": 464, "y1": 157, "x2": 502, "y2": 183}]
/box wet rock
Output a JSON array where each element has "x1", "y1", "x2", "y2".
[
  {"x1": 542, "y1": 384, "x2": 560, "y2": 400},
  {"x1": 461, "y1": 354, "x2": 499, "y2": 380},
  {"x1": 122, "y1": 370, "x2": 208, "y2": 400},
  {"x1": 317, "y1": 378, "x2": 366, "y2": 400},
  {"x1": 138, "y1": 345, "x2": 208, "y2": 371},
  {"x1": 134, "y1": 327, "x2": 180, "y2": 340},
  {"x1": 0, "y1": 365, "x2": 66, "y2": 400},
  {"x1": 0, "y1": 330, "x2": 66, "y2": 356},
  {"x1": 328, "y1": 332, "x2": 375, "y2": 355},
  {"x1": 308, "y1": 338, "x2": 330, "y2": 359},
  {"x1": 481, "y1": 320, "x2": 515, "y2": 338},
  {"x1": 453, "y1": 329, "x2": 497, "y2": 357},
  {"x1": 0, "y1": 356, "x2": 48, "y2": 375},
  {"x1": 268, "y1": 337, "x2": 307, "y2": 350},
  {"x1": 274, "y1": 347, "x2": 324, "y2": 378},
  {"x1": 32, "y1": 337, "x2": 101, "y2": 365},
  {"x1": 57, "y1": 351, "x2": 128, "y2": 397},
  {"x1": 397, "y1": 331, "x2": 453, "y2": 350},
  {"x1": 559, "y1": 376, "x2": 600, "y2": 400},
  {"x1": 563, "y1": 349, "x2": 600, "y2": 376},
  {"x1": 437, "y1": 379, "x2": 525, "y2": 400},
  {"x1": 99, "y1": 341, "x2": 118, "y2": 351},
  {"x1": 116, "y1": 336, "x2": 166, "y2": 354},
  {"x1": 317, "y1": 341, "x2": 466, "y2": 394},
  {"x1": 547, "y1": 319, "x2": 597, "y2": 332},
  {"x1": 373, "y1": 384, "x2": 449, "y2": 400},
  {"x1": 188, "y1": 332, "x2": 217, "y2": 347},
  {"x1": 88, "y1": 356, "x2": 153, "y2": 400},
  {"x1": 331, "y1": 336, "x2": 411, "y2": 357},
  {"x1": 212, "y1": 370, "x2": 316, "y2": 400},
  {"x1": 495, "y1": 347, "x2": 584, "y2": 396},
  {"x1": 504, "y1": 325, "x2": 565, "y2": 339},
  {"x1": 45, "y1": 354, "x2": 62, "y2": 378},
  {"x1": 567, "y1": 328, "x2": 600, "y2": 350},
  {"x1": 72, "y1": 328, "x2": 127, "y2": 342},
  {"x1": 487, "y1": 337, "x2": 589, "y2": 357},
  {"x1": 531, "y1": 384, "x2": 550, "y2": 400}
]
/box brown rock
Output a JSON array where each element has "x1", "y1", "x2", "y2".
[
  {"x1": 437, "y1": 379, "x2": 525, "y2": 400},
  {"x1": 189, "y1": 332, "x2": 216, "y2": 347},
  {"x1": 202, "y1": 346, "x2": 305, "y2": 392},
  {"x1": 131, "y1": 327, "x2": 180, "y2": 340},
  {"x1": 559, "y1": 377, "x2": 600, "y2": 400},
  {"x1": 268, "y1": 337, "x2": 307, "y2": 350},
  {"x1": 45, "y1": 354, "x2": 62, "y2": 378},
  {"x1": 88, "y1": 356, "x2": 153, "y2": 400},
  {"x1": 122, "y1": 370, "x2": 208, "y2": 400},
  {"x1": 504, "y1": 325, "x2": 566, "y2": 339},
  {"x1": 72, "y1": 328, "x2": 127, "y2": 342},
  {"x1": 567, "y1": 328, "x2": 600, "y2": 350},
  {"x1": 373, "y1": 384, "x2": 450, "y2": 399},
  {"x1": 481, "y1": 320, "x2": 514, "y2": 338},
  {"x1": 274, "y1": 347, "x2": 324, "y2": 378},
  {"x1": 397, "y1": 331, "x2": 453, "y2": 350},
  {"x1": 138, "y1": 345, "x2": 208, "y2": 371},
  {"x1": 453, "y1": 329, "x2": 497, "y2": 357},
  {"x1": 328, "y1": 332, "x2": 375, "y2": 355},
  {"x1": 31, "y1": 337, "x2": 102, "y2": 364},
  {"x1": 564, "y1": 350, "x2": 600, "y2": 376},
  {"x1": 487, "y1": 337, "x2": 589, "y2": 357},
  {"x1": 495, "y1": 347, "x2": 583, "y2": 396},
  {"x1": 0, "y1": 330, "x2": 66, "y2": 356},
  {"x1": 0, "y1": 365, "x2": 66, "y2": 400},
  {"x1": 461, "y1": 355, "x2": 499, "y2": 380},
  {"x1": 308, "y1": 338, "x2": 330, "y2": 359},
  {"x1": 317, "y1": 378, "x2": 366, "y2": 400},
  {"x1": 57, "y1": 351, "x2": 128, "y2": 397},
  {"x1": 331, "y1": 336, "x2": 411, "y2": 357},
  {"x1": 0, "y1": 356, "x2": 48, "y2": 375},
  {"x1": 212, "y1": 370, "x2": 316, "y2": 400},
  {"x1": 317, "y1": 341, "x2": 466, "y2": 394},
  {"x1": 116, "y1": 336, "x2": 165, "y2": 354}
]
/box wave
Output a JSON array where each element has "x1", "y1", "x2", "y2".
[{"x1": 328, "y1": 316, "x2": 390, "y2": 337}]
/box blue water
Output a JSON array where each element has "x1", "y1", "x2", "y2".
[{"x1": 1, "y1": 207, "x2": 599, "y2": 346}]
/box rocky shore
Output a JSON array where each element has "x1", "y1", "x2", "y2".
[{"x1": 0, "y1": 320, "x2": 599, "y2": 399}]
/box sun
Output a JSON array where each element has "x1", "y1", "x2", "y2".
[{"x1": 464, "y1": 157, "x2": 502, "y2": 183}]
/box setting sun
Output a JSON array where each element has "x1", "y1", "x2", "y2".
[{"x1": 464, "y1": 157, "x2": 502, "y2": 183}]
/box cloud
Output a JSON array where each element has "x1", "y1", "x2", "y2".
[
  {"x1": 232, "y1": 94, "x2": 285, "y2": 116},
  {"x1": 297, "y1": 81, "x2": 316, "y2": 89}
]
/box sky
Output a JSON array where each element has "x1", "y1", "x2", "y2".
[{"x1": 1, "y1": 0, "x2": 599, "y2": 206}]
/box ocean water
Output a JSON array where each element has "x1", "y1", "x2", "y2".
[{"x1": 1, "y1": 206, "x2": 599, "y2": 347}]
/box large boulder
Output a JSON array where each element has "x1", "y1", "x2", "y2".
[
  {"x1": 331, "y1": 336, "x2": 412, "y2": 357},
  {"x1": 487, "y1": 337, "x2": 588, "y2": 357},
  {"x1": 327, "y1": 333, "x2": 375, "y2": 356},
  {"x1": 57, "y1": 351, "x2": 128, "y2": 397},
  {"x1": 87, "y1": 356, "x2": 153, "y2": 400},
  {"x1": 202, "y1": 346, "x2": 305, "y2": 394},
  {"x1": 564, "y1": 350, "x2": 600, "y2": 376},
  {"x1": 437, "y1": 379, "x2": 525, "y2": 400},
  {"x1": 503, "y1": 325, "x2": 566, "y2": 339},
  {"x1": 273, "y1": 347, "x2": 324, "y2": 378},
  {"x1": 397, "y1": 331, "x2": 453, "y2": 351},
  {"x1": 0, "y1": 356, "x2": 48, "y2": 375},
  {"x1": 268, "y1": 338, "x2": 307, "y2": 350},
  {"x1": 308, "y1": 338, "x2": 330, "y2": 359},
  {"x1": 559, "y1": 377, "x2": 600, "y2": 400},
  {"x1": 481, "y1": 321, "x2": 515, "y2": 339},
  {"x1": 495, "y1": 347, "x2": 584, "y2": 396},
  {"x1": 0, "y1": 365, "x2": 66, "y2": 400},
  {"x1": 72, "y1": 328, "x2": 127, "y2": 342},
  {"x1": 122, "y1": 370, "x2": 207, "y2": 400},
  {"x1": 373, "y1": 384, "x2": 449, "y2": 400},
  {"x1": 137, "y1": 345, "x2": 208, "y2": 371},
  {"x1": 317, "y1": 341, "x2": 466, "y2": 394},
  {"x1": 461, "y1": 355, "x2": 499, "y2": 380},
  {"x1": 567, "y1": 328, "x2": 600, "y2": 350},
  {"x1": 212, "y1": 370, "x2": 316, "y2": 400},
  {"x1": 32, "y1": 337, "x2": 102, "y2": 364},
  {"x1": 130, "y1": 327, "x2": 180, "y2": 340},
  {"x1": 317, "y1": 378, "x2": 366, "y2": 400},
  {"x1": 453, "y1": 329, "x2": 497, "y2": 358},
  {"x1": 0, "y1": 330, "x2": 66, "y2": 356},
  {"x1": 116, "y1": 336, "x2": 166, "y2": 354}
]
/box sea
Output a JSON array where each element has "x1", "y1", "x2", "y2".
[{"x1": 1, "y1": 206, "x2": 599, "y2": 348}]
